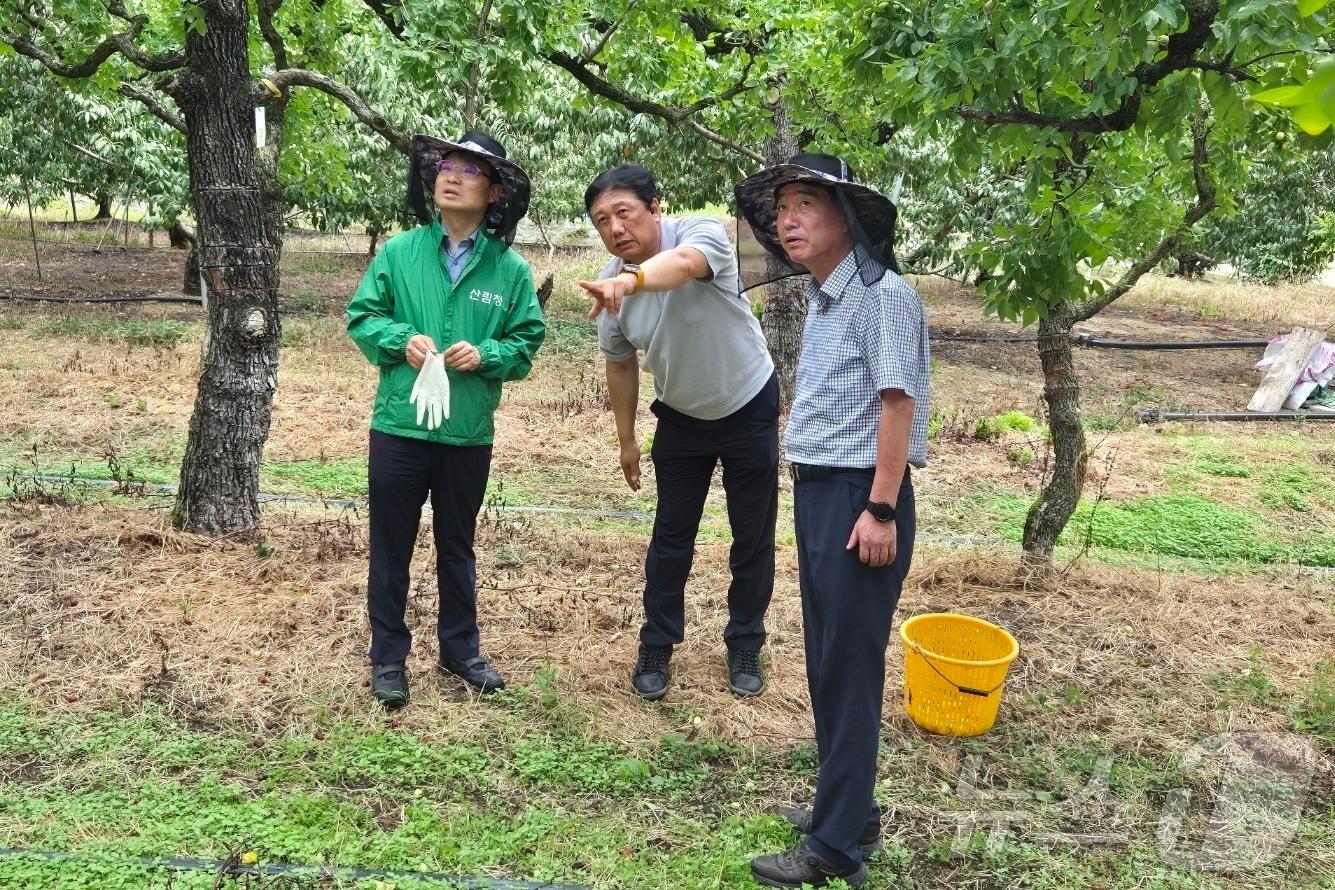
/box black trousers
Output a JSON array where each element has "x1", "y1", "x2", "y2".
[
  {"x1": 640, "y1": 373, "x2": 780, "y2": 652},
  {"x1": 795, "y1": 468, "x2": 915, "y2": 867},
  {"x1": 366, "y1": 429, "x2": 492, "y2": 665}
]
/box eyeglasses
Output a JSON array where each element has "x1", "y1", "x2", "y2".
[{"x1": 434, "y1": 159, "x2": 491, "y2": 180}]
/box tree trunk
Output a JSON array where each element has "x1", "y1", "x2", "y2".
[
  {"x1": 254, "y1": 97, "x2": 288, "y2": 257},
  {"x1": 93, "y1": 193, "x2": 113, "y2": 220},
  {"x1": 760, "y1": 91, "x2": 804, "y2": 405},
  {"x1": 183, "y1": 250, "x2": 201, "y2": 297},
  {"x1": 1022, "y1": 301, "x2": 1088, "y2": 569},
  {"x1": 762, "y1": 276, "x2": 805, "y2": 406},
  {"x1": 170, "y1": 0, "x2": 281, "y2": 536}
]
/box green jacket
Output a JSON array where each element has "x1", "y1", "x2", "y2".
[{"x1": 346, "y1": 220, "x2": 545, "y2": 445}]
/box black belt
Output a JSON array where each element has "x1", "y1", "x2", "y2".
[{"x1": 789, "y1": 462, "x2": 875, "y2": 482}]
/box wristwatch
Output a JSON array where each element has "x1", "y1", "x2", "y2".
[
  {"x1": 621, "y1": 265, "x2": 644, "y2": 294},
  {"x1": 866, "y1": 500, "x2": 897, "y2": 522}
]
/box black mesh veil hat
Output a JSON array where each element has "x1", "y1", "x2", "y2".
[
  {"x1": 733, "y1": 152, "x2": 899, "y2": 290},
  {"x1": 406, "y1": 131, "x2": 531, "y2": 247}
]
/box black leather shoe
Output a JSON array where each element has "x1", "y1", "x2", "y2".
[
  {"x1": 749, "y1": 841, "x2": 868, "y2": 888},
  {"x1": 371, "y1": 662, "x2": 409, "y2": 707},
  {"x1": 727, "y1": 648, "x2": 765, "y2": 697},
  {"x1": 631, "y1": 644, "x2": 672, "y2": 700},
  {"x1": 439, "y1": 655, "x2": 505, "y2": 694},
  {"x1": 777, "y1": 806, "x2": 883, "y2": 859}
]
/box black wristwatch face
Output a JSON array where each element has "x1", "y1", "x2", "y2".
[{"x1": 867, "y1": 500, "x2": 896, "y2": 522}]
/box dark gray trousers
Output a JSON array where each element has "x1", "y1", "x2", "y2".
[{"x1": 796, "y1": 468, "x2": 915, "y2": 867}]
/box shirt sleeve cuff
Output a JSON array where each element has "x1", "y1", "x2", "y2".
[
  {"x1": 874, "y1": 374, "x2": 923, "y2": 401},
  {"x1": 385, "y1": 326, "x2": 414, "y2": 357},
  {"x1": 478, "y1": 339, "x2": 501, "y2": 371}
]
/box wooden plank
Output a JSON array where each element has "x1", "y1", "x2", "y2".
[{"x1": 1248, "y1": 327, "x2": 1325, "y2": 412}]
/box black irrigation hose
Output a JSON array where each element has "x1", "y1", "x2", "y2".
[
  {"x1": 1070, "y1": 333, "x2": 1273, "y2": 350},
  {"x1": 0, "y1": 292, "x2": 1290, "y2": 353},
  {"x1": 0, "y1": 294, "x2": 1298, "y2": 353},
  {"x1": 932, "y1": 330, "x2": 1275, "y2": 349},
  {"x1": 0, "y1": 848, "x2": 586, "y2": 888},
  {"x1": 931, "y1": 332, "x2": 1038, "y2": 343},
  {"x1": 0, "y1": 291, "x2": 202, "y2": 305},
  {"x1": 5, "y1": 473, "x2": 659, "y2": 521},
  {"x1": 0, "y1": 292, "x2": 334, "y2": 317},
  {"x1": 1138, "y1": 409, "x2": 1335, "y2": 422}
]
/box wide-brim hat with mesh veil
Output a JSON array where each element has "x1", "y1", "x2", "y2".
[
  {"x1": 733, "y1": 152, "x2": 899, "y2": 288},
  {"x1": 406, "y1": 130, "x2": 531, "y2": 247}
]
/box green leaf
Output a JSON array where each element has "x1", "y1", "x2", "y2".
[
  {"x1": 1292, "y1": 102, "x2": 1332, "y2": 136},
  {"x1": 1298, "y1": 0, "x2": 1330, "y2": 15},
  {"x1": 1251, "y1": 85, "x2": 1307, "y2": 107},
  {"x1": 1203, "y1": 72, "x2": 1246, "y2": 130}
]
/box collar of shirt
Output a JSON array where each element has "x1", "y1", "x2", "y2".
[
  {"x1": 428, "y1": 217, "x2": 490, "y2": 252},
  {"x1": 441, "y1": 224, "x2": 481, "y2": 258},
  {"x1": 807, "y1": 247, "x2": 859, "y2": 312}
]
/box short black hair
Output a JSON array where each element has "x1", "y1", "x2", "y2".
[{"x1": 584, "y1": 165, "x2": 658, "y2": 214}]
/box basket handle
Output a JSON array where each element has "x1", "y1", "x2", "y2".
[{"x1": 910, "y1": 642, "x2": 1007, "y2": 697}]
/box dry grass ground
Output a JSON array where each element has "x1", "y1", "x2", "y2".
[
  {"x1": 0, "y1": 234, "x2": 1333, "y2": 888},
  {"x1": 2, "y1": 499, "x2": 1331, "y2": 749}
]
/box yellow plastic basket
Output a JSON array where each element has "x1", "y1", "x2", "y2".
[{"x1": 899, "y1": 613, "x2": 1019, "y2": 737}]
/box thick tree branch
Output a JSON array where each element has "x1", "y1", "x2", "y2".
[
  {"x1": 1073, "y1": 120, "x2": 1216, "y2": 322},
  {"x1": 956, "y1": 0, "x2": 1219, "y2": 135},
  {"x1": 463, "y1": 0, "x2": 494, "y2": 129},
  {"x1": 679, "y1": 55, "x2": 757, "y2": 117},
  {"x1": 5, "y1": 25, "x2": 124, "y2": 78},
  {"x1": 360, "y1": 0, "x2": 404, "y2": 38},
  {"x1": 679, "y1": 11, "x2": 766, "y2": 57},
  {"x1": 258, "y1": 0, "x2": 290, "y2": 71},
  {"x1": 1187, "y1": 60, "x2": 1256, "y2": 82},
  {"x1": 546, "y1": 49, "x2": 764, "y2": 162},
  {"x1": 357, "y1": 0, "x2": 765, "y2": 161},
  {"x1": 120, "y1": 81, "x2": 187, "y2": 134},
  {"x1": 103, "y1": 1, "x2": 183, "y2": 70},
  {"x1": 579, "y1": 0, "x2": 638, "y2": 64},
  {"x1": 548, "y1": 50, "x2": 755, "y2": 124},
  {"x1": 685, "y1": 120, "x2": 763, "y2": 163},
  {"x1": 263, "y1": 68, "x2": 410, "y2": 153},
  {"x1": 4, "y1": 2, "x2": 183, "y2": 77}
]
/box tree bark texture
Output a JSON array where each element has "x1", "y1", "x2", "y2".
[
  {"x1": 93, "y1": 193, "x2": 113, "y2": 220},
  {"x1": 760, "y1": 92, "x2": 804, "y2": 406},
  {"x1": 183, "y1": 249, "x2": 201, "y2": 296},
  {"x1": 1022, "y1": 301, "x2": 1087, "y2": 568},
  {"x1": 170, "y1": 0, "x2": 281, "y2": 536}
]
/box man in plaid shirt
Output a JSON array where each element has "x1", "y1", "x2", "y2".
[{"x1": 736, "y1": 153, "x2": 930, "y2": 888}]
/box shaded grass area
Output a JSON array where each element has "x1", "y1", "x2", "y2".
[
  {"x1": 0, "y1": 694, "x2": 784, "y2": 889},
  {"x1": 1, "y1": 673, "x2": 1327, "y2": 890}
]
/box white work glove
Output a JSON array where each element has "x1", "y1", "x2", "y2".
[{"x1": 409, "y1": 352, "x2": 451, "y2": 430}]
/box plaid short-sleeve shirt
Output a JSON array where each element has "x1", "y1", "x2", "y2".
[{"x1": 785, "y1": 247, "x2": 931, "y2": 468}]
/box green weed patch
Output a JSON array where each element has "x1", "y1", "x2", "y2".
[
  {"x1": 31, "y1": 315, "x2": 192, "y2": 347},
  {"x1": 261, "y1": 459, "x2": 368, "y2": 498},
  {"x1": 977, "y1": 491, "x2": 1335, "y2": 567},
  {"x1": 973, "y1": 410, "x2": 1042, "y2": 441}
]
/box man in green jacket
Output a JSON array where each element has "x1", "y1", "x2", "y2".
[{"x1": 347, "y1": 131, "x2": 545, "y2": 706}]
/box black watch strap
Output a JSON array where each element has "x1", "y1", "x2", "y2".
[{"x1": 866, "y1": 500, "x2": 896, "y2": 522}]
